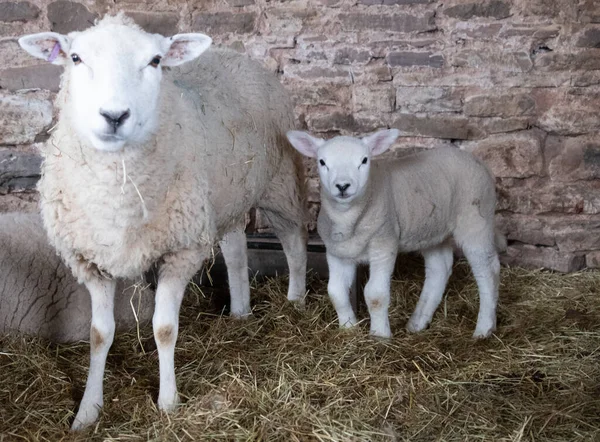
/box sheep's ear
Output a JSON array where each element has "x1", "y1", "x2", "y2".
[
  {"x1": 286, "y1": 131, "x2": 325, "y2": 158},
  {"x1": 18, "y1": 32, "x2": 71, "y2": 65},
  {"x1": 161, "y1": 33, "x2": 212, "y2": 66},
  {"x1": 362, "y1": 129, "x2": 400, "y2": 157}
]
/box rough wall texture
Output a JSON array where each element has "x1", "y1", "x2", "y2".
[{"x1": 0, "y1": 0, "x2": 599, "y2": 272}]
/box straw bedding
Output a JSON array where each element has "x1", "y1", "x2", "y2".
[{"x1": 1, "y1": 257, "x2": 599, "y2": 441}]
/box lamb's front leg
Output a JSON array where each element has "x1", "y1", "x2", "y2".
[
  {"x1": 153, "y1": 250, "x2": 205, "y2": 412},
  {"x1": 364, "y1": 254, "x2": 396, "y2": 338},
  {"x1": 326, "y1": 253, "x2": 357, "y2": 328},
  {"x1": 72, "y1": 276, "x2": 117, "y2": 430}
]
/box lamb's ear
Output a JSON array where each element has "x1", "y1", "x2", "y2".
[
  {"x1": 362, "y1": 129, "x2": 400, "y2": 157},
  {"x1": 18, "y1": 32, "x2": 71, "y2": 65},
  {"x1": 286, "y1": 131, "x2": 325, "y2": 158},
  {"x1": 161, "y1": 33, "x2": 212, "y2": 66}
]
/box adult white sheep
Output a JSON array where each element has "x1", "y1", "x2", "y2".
[
  {"x1": 287, "y1": 129, "x2": 501, "y2": 340},
  {"x1": 18, "y1": 13, "x2": 307, "y2": 429}
]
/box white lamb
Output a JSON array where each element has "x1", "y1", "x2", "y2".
[
  {"x1": 18, "y1": 14, "x2": 307, "y2": 429},
  {"x1": 287, "y1": 129, "x2": 502, "y2": 340}
]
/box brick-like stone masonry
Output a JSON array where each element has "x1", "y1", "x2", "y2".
[{"x1": 1, "y1": 0, "x2": 599, "y2": 272}]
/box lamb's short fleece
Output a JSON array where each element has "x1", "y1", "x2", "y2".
[{"x1": 287, "y1": 129, "x2": 502, "y2": 340}]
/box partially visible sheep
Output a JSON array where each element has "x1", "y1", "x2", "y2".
[
  {"x1": 0, "y1": 213, "x2": 154, "y2": 343},
  {"x1": 18, "y1": 13, "x2": 307, "y2": 429},
  {"x1": 287, "y1": 129, "x2": 501, "y2": 339}
]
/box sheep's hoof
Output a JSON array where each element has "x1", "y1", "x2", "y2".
[
  {"x1": 158, "y1": 392, "x2": 180, "y2": 413},
  {"x1": 287, "y1": 297, "x2": 306, "y2": 311},
  {"x1": 230, "y1": 309, "x2": 252, "y2": 319},
  {"x1": 472, "y1": 327, "x2": 495, "y2": 339},
  {"x1": 71, "y1": 403, "x2": 101, "y2": 431}
]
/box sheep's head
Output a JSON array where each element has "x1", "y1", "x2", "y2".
[
  {"x1": 18, "y1": 14, "x2": 212, "y2": 152},
  {"x1": 287, "y1": 129, "x2": 399, "y2": 204}
]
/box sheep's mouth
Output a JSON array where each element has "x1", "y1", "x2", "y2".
[{"x1": 96, "y1": 133, "x2": 125, "y2": 143}]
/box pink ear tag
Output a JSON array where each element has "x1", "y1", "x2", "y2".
[{"x1": 47, "y1": 42, "x2": 60, "y2": 62}]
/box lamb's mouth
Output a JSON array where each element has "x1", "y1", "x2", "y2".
[{"x1": 96, "y1": 133, "x2": 124, "y2": 142}]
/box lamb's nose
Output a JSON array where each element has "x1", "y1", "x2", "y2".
[
  {"x1": 100, "y1": 109, "x2": 130, "y2": 130},
  {"x1": 336, "y1": 183, "x2": 351, "y2": 193}
]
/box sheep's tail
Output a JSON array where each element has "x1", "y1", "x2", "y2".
[{"x1": 494, "y1": 229, "x2": 507, "y2": 253}]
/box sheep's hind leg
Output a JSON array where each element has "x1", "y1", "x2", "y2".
[
  {"x1": 462, "y1": 244, "x2": 500, "y2": 339},
  {"x1": 406, "y1": 244, "x2": 453, "y2": 333},
  {"x1": 72, "y1": 276, "x2": 117, "y2": 430},
  {"x1": 220, "y1": 228, "x2": 251, "y2": 318},
  {"x1": 154, "y1": 249, "x2": 205, "y2": 412},
  {"x1": 327, "y1": 253, "x2": 357, "y2": 329}
]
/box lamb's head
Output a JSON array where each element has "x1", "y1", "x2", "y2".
[
  {"x1": 287, "y1": 129, "x2": 400, "y2": 203},
  {"x1": 18, "y1": 14, "x2": 212, "y2": 152}
]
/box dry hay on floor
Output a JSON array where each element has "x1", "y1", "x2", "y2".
[{"x1": 1, "y1": 257, "x2": 600, "y2": 441}]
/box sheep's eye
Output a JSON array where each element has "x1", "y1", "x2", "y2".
[
  {"x1": 71, "y1": 53, "x2": 81, "y2": 65},
  {"x1": 149, "y1": 56, "x2": 162, "y2": 68},
  {"x1": 361, "y1": 157, "x2": 368, "y2": 165},
  {"x1": 319, "y1": 159, "x2": 326, "y2": 167}
]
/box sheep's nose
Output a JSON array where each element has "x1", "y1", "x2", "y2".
[
  {"x1": 100, "y1": 109, "x2": 130, "y2": 130},
  {"x1": 336, "y1": 183, "x2": 351, "y2": 193}
]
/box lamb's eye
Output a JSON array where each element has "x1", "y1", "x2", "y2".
[
  {"x1": 361, "y1": 157, "x2": 368, "y2": 165},
  {"x1": 71, "y1": 53, "x2": 81, "y2": 65},
  {"x1": 149, "y1": 56, "x2": 162, "y2": 68},
  {"x1": 319, "y1": 159, "x2": 326, "y2": 167}
]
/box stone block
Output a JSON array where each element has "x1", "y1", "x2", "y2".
[
  {"x1": 127, "y1": 11, "x2": 179, "y2": 36},
  {"x1": 359, "y1": 0, "x2": 432, "y2": 4},
  {"x1": 443, "y1": 1, "x2": 511, "y2": 19},
  {"x1": 0, "y1": 1, "x2": 39, "y2": 22},
  {"x1": 546, "y1": 134, "x2": 600, "y2": 181},
  {"x1": 536, "y1": 91, "x2": 600, "y2": 135},
  {"x1": 47, "y1": 1, "x2": 98, "y2": 34},
  {"x1": 391, "y1": 114, "x2": 484, "y2": 140},
  {"x1": 0, "y1": 65, "x2": 62, "y2": 92},
  {"x1": 0, "y1": 91, "x2": 53, "y2": 145},
  {"x1": 333, "y1": 48, "x2": 372, "y2": 65},
  {"x1": 451, "y1": 49, "x2": 532, "y2": 72},
  {"x1": 338, "y1": 11, "x2": 436, "y2": 33},
  {"x1": 501, "y1": 244, "x2": 585, "y2": 273},
  {"x1": 465, "y1": 131, "x2": 544, "y2": 178},
  {"x1": 396, "y1": 86, "x2": 462, "y2": 113},
  {"x1": 353, "y1": 84, "x2": 395, "y2": 113},
  {"x1": 464, "y1": 93, "x2": 536, "y2": 118},
  {"x1": 386, "y1": 51, "x2": 444, "y2": 68},
  {"x1": 193, "y1": 12, "x2": 256, "y2": 35},
  {"x1": 576, "y1": 26, "x2": 600, "y2": 48},
  {"x1": 0, "y1": 148, "x2": 41, "y2": 192}
]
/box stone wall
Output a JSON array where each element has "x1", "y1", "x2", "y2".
[{"x1": 1, "y1": 0, "x2": 599, "y2": 272}]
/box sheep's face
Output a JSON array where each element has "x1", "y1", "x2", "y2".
[
  {"x1": 287, "y1": 129, "x2": 400, "y2": 204},
  {"x1": 19, "y1": 16, "x2": 212, "y2": 152}
]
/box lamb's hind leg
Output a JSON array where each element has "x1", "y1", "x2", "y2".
[
  {"x1": 72, "y1": 276, "x2": 117, "y2": 430},
  {"x1": 220, "y1": 228, "x2": 251, "y2": 317},
  {"x1": 153, "y1": 249, "x2": 205, "y2": 412},
  {"x1": 462, "y1": 241, "x2": 500, "y2": 339},
  {"x1": 406, "y1": 244, "x2": 454, "y2": 333}
]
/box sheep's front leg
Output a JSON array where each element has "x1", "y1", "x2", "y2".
[
  {"x1": 153, "y1": 250, "x2": 205, "y2": 412},
  {"x1": 365, "y1": 254, "x2": 396, "y2": 338},
  {"x1": 72, "y1": 277, "x2": 117, "y2": 430},
  {"x1": 220, "y1": 229, "x2": 251, "y2": 317},
  {"x1": 326, "y1": 253, "x2": 357, "y2": 328}
]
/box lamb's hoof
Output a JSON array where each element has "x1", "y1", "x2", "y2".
[
  {"x1": 287, "y1": 294, "x2": 306, "y2": 309},
  {"x1": 71, "y1": 402, "x2": 101, "y2": 431},
  {"x1": 406, "y1": 317, "x2": 428, "y2": 334},
  {"x1": 230, "y1": 309, "x2": 252, "y2": 320},
  {"x1": 472, "y1": 327, "x2": 495, "y2": 339},
  {"x1": 158, "y1": 392, "x2": 180, "y2": 413},
  {"x1": 369, "y1": 330, "x2": 392, "y2": 340}
]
